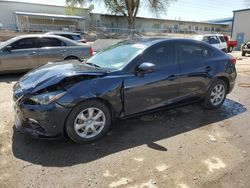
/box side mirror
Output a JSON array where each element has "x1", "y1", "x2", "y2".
[
  {"x1": 137, "y1": 62, "x2": 156, "y2": 75},
  {"x1": 4, "y1": 45, "x2": 12, "y2": 52}
]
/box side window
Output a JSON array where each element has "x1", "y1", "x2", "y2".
[
  {"x1": 179, "y1": 44, "x2": 203, "y2": 64},
  {"x1": 204, "y1": 36, "x2": 210, "y2": 43},
  {"x1": 39, "y1": 38, "x2": 66, "y2": 47},
  {"x1": 209, "y1": 36, "x2": 220, "y2": 44},
  {"x1": 61, "y1": 34, "x2": 73, "y2": 40},
  {"x1": 11, "y1": 38, "x2": 37, "y2": 50},
  {"x1": 141, "y1": 43, "x2": 175, "y2": 68},
  {"x1": 203, "y1": 47, "x2": 214, "y2": 58},
  {"x1": 218, "y1": 36, "x2": 226, "y2": 42}
]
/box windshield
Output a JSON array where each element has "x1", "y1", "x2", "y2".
[{"x1": 87, "y1": 42, "x2": 146, "y2": 69}]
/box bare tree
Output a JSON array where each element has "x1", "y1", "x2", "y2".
[{"x1": 66, "y1": 0, "x2": 176, "y2": 29}]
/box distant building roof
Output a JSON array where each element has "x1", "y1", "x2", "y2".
[
  {"x1": 15, "y1": 11, "x2": 85, "y2": 20},
  {"x1": 99, "y1": 14, "x2": 230, "y2": 26},
  {"x1": 233, "y1": 8, "x2": 250, "y2": 13},
  {"x1": 204, "y1": 17, "x2": 233, "y2": 25}
]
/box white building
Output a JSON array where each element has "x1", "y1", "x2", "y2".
[
  {"x1": 0, "y1": 0, "x2": 88, "y2": 32},
  {"x1": 0, "y1": 0, "x2": 230, "y2": 35},
  {"x1": 232, "y1": 8, "x2": 250, "y2": 50}
]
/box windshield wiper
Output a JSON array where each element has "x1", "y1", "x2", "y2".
[{"x1": 85, "y1": 62, "x2": 101, "y2": 68}]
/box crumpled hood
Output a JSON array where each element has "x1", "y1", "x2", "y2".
[{"x1": 15, "y1": 60, "x2": 107, "y2": 95}]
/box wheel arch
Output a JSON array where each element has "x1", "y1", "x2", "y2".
[
  {"x1": 64, "y1": 56, "x2": 80, "y2": 61},
  {"x1": 216, "y1": 76, "x2": 230, "y2": 93},
  {"x1": 63, "y1": 97, "x2": 116, "y2": 137}
]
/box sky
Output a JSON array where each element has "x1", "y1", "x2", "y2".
[{"x1": 9, "y1": 0, "x2": 248, "y2": 21}]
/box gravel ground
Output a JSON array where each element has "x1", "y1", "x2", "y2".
[{"x1": 1, "y1": 51, "x2": 250, "y2": 188}]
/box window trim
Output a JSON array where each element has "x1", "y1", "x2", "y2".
[
  {"x1": 126, "y1": 41, "x2": 177, "y2": 73},
  {"x1": 177, "y1": 42, "x2": 214, "y2": 65},
  {"x1": 10, "y1": 37, "x2": 39, "y2": 50},
  {"x1": 38, "y1": 37, "x2": 66, "y2": 48}
]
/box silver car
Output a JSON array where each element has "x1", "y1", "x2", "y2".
[{"x1": 0, "y1": 34, "x2": 92, "y2": 74}]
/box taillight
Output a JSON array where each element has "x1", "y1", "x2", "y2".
[
  {"x1": 89, "y1": 47, "x2": 94, "y2": 56},
  {"x1": 230, "y1": 58, "x2": 236, "y2": 64}
]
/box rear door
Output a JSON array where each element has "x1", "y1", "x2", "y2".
[
  {"x1": 123, "y1": 42, "x2": 182, "y2": 116},
  {"x1": 177, "y1": 42, "x2": 217, "y2": 98},
  {"x1": 37, "y1": 37, "x2": 67, "y2": 66},
  {"x1": 0, "y1": 37, "x2": 39, "y2": 72}
]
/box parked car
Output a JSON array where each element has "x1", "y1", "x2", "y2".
[
  {"x1": 0, "y1": 34, "x2": 93, "y2": 74},
  {"x1": 45, "y1": 31, "x2": 86, "y2": 43},
  {"x1": 241, "y1": 42, "x2": 250, "y2": 56},
  {"x1": 13, "y1": 38, "x2": 237, "y2": 143},
  {"x1": 224, "y1": 35, "x2": 237, "y2": 52},
  {"x1": 193, "y1": 34, "x2": 228, "y2": 53}
]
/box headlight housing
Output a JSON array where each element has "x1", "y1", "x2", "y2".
[{"x1": 30, "y1": 91, "x2": 66, "y2": 105}]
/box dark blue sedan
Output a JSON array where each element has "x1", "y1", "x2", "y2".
[{"x1": 13, "y1": 38, "x2": 237, "y2": 143}]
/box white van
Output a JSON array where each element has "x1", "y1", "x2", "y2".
[{"x1": 193, "y1": 34, "x2": 228, "y2": 53}]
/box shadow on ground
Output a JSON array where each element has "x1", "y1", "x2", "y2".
[
  {"x1": 0, "y1": 74, "x2": 23, "y2": 83},
  {"x1": 12, "y1": 99, "x2": 246, "y2": 167}
]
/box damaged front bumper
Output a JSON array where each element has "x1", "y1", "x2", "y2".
[{"x1": 14, "y1": 99, "x2": 71, "y2": 139}]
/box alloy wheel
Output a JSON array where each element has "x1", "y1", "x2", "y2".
[
  {"x1": 210, "y1": 84, "x2": 226, "y2": 106},
  {"x1": 74, "y1": 107, "x2": 106, "y2": 138}
]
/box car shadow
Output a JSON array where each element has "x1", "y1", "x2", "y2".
[
  {"x1": 12, "y1": 99, "x2": 246, "y2": 167},
  {"x1": 0, "y1": 73, "x2": 23, "y2": 83}
]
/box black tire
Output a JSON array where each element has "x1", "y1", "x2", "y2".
[
  {"x1": 228, "y1": 46, "x2": 233, "y2": 53},
  {"x1": 65, "y1": 100, "x2": 112, "y2": 144},
  {"x1": 65, "y1": 56, "x2": 79, "y2": 60},
  {"x1": 242, "y1": 51, "x2": 246, "y2": 56},
  {"x1": 203, "y1": 79, "x2": 227, "y2": 109}
]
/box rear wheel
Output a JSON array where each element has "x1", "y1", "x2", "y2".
[
  {"x1": 65, "y1": 100, "x2": 111, "y2": 143},
  {"x1": 228, "y1": 46, "x2": 233, "y2": 53},
  {"x1": 203, "y1": 80, "x2": 227, "y2": 109}
]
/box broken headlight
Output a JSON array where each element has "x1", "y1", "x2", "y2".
[{"x1": 30, "y1": 91, "x2": 66, "y2": 105}]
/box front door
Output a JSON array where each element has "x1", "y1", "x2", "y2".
[
  {"x1": 0, "y1": 37, "x2": 39, "y2": 72},
  {"x1": 123, "y1": 42, "x2": 181, "y2": 116}
]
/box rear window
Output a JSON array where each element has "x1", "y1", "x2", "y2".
[
  {"x1": 60, "y1": 34, "x2": 81, "y2": 41},
  {"x1": 39, "y1": 38, "x2": 66, "y2": 47},
  {"x1": 218, "y1": 36, "x2": 226, "y2": 42}
]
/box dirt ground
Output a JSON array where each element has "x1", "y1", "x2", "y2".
[{"x1": 1, "y1": 51, "x2": 250, "y2": 188}]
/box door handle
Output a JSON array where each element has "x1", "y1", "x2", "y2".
[
  {"x1": 167, "y1": 75, "x2": 177, "y2": 81},
  {"x1": 60, "y1": 49, "x2": 67, "y2": 52},
  {"x1": 205, "y1": 66, "x2": 212, "y2": 72}
]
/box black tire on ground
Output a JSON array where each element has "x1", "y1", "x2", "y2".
[
  {"x1": 242, "y1": 51, "x2": 246, "y2": 56},
  {"x1": 65, "y1": 100, "x2": 112, "y2": 144},
  {"x1": 228, "y1": 46, "x2": 233, "y2": 53},
  {"x1": 65, "y1": 56, "x2": 79, "y2": 60},
  {"x1": 203, "y1": 79, "x2": 227, "y2": 110}
]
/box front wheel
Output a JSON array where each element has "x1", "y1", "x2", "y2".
[
  {"x1": 242, "y1": 51, "x2": 246, "y2": 56},
  {"x1": 203, "y1": 80, "x2": 227, "y2": 109},
  {"x1": 65, "y1": 100, "x2": 112, "y2": 143}
]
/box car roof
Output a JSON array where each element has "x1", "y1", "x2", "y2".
[
  {"x1": 45, "y1": 31, "x2": 81, "y2": 35},
  {"x1": 119, "y1": 37, "x2": 211, "y2": 46}
]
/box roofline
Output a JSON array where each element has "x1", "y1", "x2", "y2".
[
  {"x1": 15, "y1": 11, "x2": 85, "y2": 20},
  {"x1": 99, "y1": 13, "x2": 230, "y2": 26},
  {"x1": 0, "y1": 0, "x2": 89, "y2": 10},
  {"x1": 233, "y1": 8, "x2": 250, "y2": 13}
]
